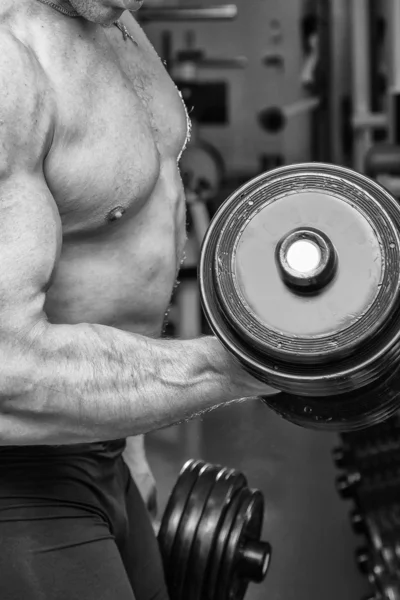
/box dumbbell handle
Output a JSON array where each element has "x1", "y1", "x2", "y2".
[
  {"x1": 284, "y1": 97, "x2": 320, "y2": 119},
  {"x1": 237, "y1": 539, "x2": 272, "y2": 583},
  {"x1": 259, "y1": 97, "x2": 320, "y2": 133},
  {"x1": 139, "y1": 5, "x2": 237, "y2": 22}
]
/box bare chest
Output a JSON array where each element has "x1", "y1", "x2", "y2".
[{"x1": 40, "y1": 16, "x2": 188, "y2": 234}]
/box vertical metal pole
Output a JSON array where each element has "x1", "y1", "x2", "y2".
[
  {"x1": 329, "y1": 0, "x2": 350, "y2": 166},
  {"x1": 315, "y1": 0, "x2": 332, "y2": 162},
  {"x1": 389, "y1": 0, "x2": 400, "y2": 143},
  {"x1": 369, "y1": 0, "x2": 381, "y2": 114},
  {"x1": 351, "y1": 0, "x2": 372, "y2": 172}
]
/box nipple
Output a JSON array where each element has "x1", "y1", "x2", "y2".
[{"x1": 107, "y1": 206, "x2": 126, "y2": 222}]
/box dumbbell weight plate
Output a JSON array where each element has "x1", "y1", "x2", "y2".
[
  {"x1": 259, "y1": 375, "x2": 400, "y2": 432},
  {"x1": 185, "y1": 467, "x2": 248, "y2": 600},
  {"x1": 158, "y1": 459, "x2": 205, "y2": 579},
  {"x1": 199, "y1": 163, "x2": 400, "y2": 431},
  {"x1": 169, "y1": 463, "x2": 221, "y2": 600},
  {"x1": 217, "y1": 489, "x2": 270, "y2": 600},
  {"x1": 206, "y1": 487, "x2": 247, "y2": 600}
]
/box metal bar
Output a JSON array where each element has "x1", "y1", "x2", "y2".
[
  {"x1": 329, "y1": 0, "x2": 350, "y2": 165},
  {"x1": 368, "y1": 0, "x2": 381, "y2": 113},
  {"x1": 285, "y1": 97, "x2": 320, "y2": 119},
  {"x1": 350, "y1": 0, "x2": 372, "y2": 172},
  {"x1": 185, "y1": 56, "x2": 248, "y2": 69},
  {"x1": 314, "y1": 0, "x2": 333, "y2": 162},
  {"x1": 258, "y1": 97, "x2": 320, "y2": 133},
  {"x1": 390, "y1": 0, "x2": 400, "y2": 93},
  {"x1": 352, "y1": 112, "x2": 389, "y2": 130},
  {"x1": 389, "y1": 0, "x2": 400, "y2": 143},
  {"x1": 138, "y1": 5, "x2": 237, "y2": 22}
]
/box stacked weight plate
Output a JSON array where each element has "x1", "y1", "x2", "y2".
[
  {"x1": 199, "y1": 163, "x2": 400, "y2": 431},
  {"x1": 334, "y1": 414, "x2": 400, "y2": 599},
  {"x1": 158, "y1": 459, "x2": 272, "y2": 600}
]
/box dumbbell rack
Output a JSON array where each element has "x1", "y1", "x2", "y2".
[{"x1": 334, "y1": 414, "x2": 400, "y2": 600}]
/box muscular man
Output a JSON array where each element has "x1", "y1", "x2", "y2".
[{"x1": 0, "y1": 1, "x2": 276, "y2": 598}]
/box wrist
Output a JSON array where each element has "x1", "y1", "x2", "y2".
[
  {"x1": 201, "y1": 336, "x2": 278, "y2": 400},
  {"x1": 199, "y1": 336, "x2": 246, "y2": 401}
]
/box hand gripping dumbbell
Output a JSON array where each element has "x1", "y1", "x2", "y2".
[
  {"x1": 199, "y1": 163, "x2": 400, "y2": 432},
  {"x1": 157, "y1": 460, "x2": 271, "y2": 600}
]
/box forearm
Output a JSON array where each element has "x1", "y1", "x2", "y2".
[{"x1": 0, "y1": 322, "x2": 242, "y2": 446}]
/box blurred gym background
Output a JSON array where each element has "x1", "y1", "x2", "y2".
[{"x1": 135, "y1": 1, "x2": 398, "y2": 598}]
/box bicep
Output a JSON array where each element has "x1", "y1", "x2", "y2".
[
  {"x1": 0, "y1": 31, "x2": 61, "y2": 337},
  {"x1": 0, "y1": 173, "x2": 61, "y2": 336}
]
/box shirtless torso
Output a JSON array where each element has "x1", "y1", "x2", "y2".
[
  {"x1": 4, "y1": 2, "x2": 188, "y2": 337},
  {"x1": 0, "y1": 0, "x2": 192, "y2": 513}
]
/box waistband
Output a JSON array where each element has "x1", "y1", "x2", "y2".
[{"x1": 0, "y1": 439, "x2": 127, "y2": 461}]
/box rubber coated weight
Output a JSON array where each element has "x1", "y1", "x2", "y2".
[
  {"x1": 169, "y1": 463, "x2": 221, "y2": 600},
  {"x1": 260, "y1": 370, "x2": 400, "y2": 431},
  {"x1": 159, "y1": 461, "x2": 272, "y2": 600},
  {"x1": 206, "y1": 486, "x2": 247, "y2": 600},
  {"x1": 186, "y1": 467, "x2": 248, "y2": 600},
  {"x1": 158, "y1": 460, "x2": 204, "y2": 578},
  {"x1": 199, "y1": 163, "x2": 400, "y2": 431},
  {"x1": 218, "y1": 489, "x2": 271, "y2": 600}
]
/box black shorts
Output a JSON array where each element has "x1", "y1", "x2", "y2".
[{"x1": 0, "y1": 441, "x2": 169, "y2": 600}]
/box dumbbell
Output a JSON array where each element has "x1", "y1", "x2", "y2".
[
  {"x1": 158, "y1": 459, "x2": 271, "y2": 600},
  {"x1": 199, "y1": 163, "x2": 400, "y2": 431},
  {"x1": 258, "y1": 97, "x2": 320, "y2": 133}
]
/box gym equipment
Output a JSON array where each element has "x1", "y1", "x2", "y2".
[
  {"x1": 199, "y1": 162, "x2": 400, "y2": 432},
  {"x1": 350, "y1": 0, "x2": 390, "y2": 171},
  {"x1": 365, "y1": 144, "x2": 400, "y2": 178},
  {"x1": 258, "y1": 97, "x2": 320, "y2": 134},
  {"x1": 180, "y1": 141, "x2": 225, "y2": 203},
  {"x1": 259, "y1": 0, "x2": 334, "y2": 163},
  {"x1": 334, "y1": 414, "x2": 400, "y2": 600},
  {"x1": 158, "y1": 459, "x2": 271, "y2": 600},
  {"x1": 350, "y1": 0, "x2": 377, "y2": 172},
  {"x1": 171, "y1": 30, "x2": 247, "y2": 75},
  {"x1": 139, "y1": 5, "x2": 237, "y2": 22},
  {"x1": 364, "y1": 144, "x2": 400, "y2": 199}
]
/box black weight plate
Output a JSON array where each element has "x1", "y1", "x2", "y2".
[
  {"x1": 218, "y1": 489, "x2": 269, "y2": 600},
  {"x1": 169, "y1": 463, "x2": 221, "y2": 600},
  {"x1": 185, "y1": 467, "x2": 247, "y2": 600},
  {"x1": 259, "y1": 367, "x2": 400, "y2": 432},
  {"x1": 209, "y1": 487, "x2": 250, "y2": 600},
  {"x1": 158, "y1": 459, "x2": 204, "y2": 577}
]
